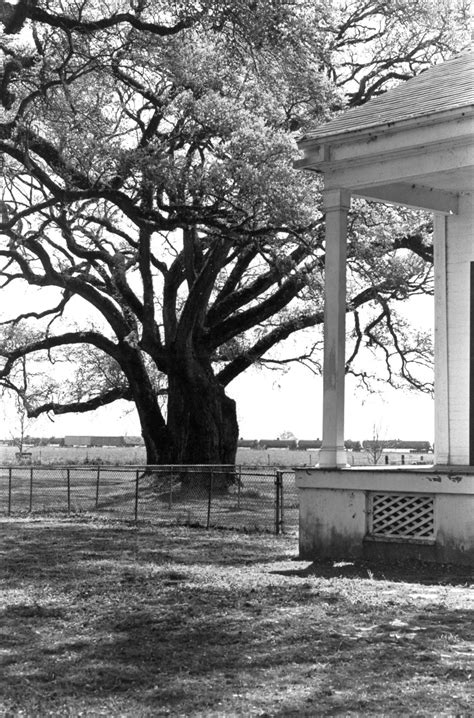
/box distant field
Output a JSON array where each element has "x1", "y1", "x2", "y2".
[
  {"x1": 0, "y1": 445, "x2": 147, "y2": 465},
  {"x1": 0, "y1": 445, "x2": 321, "y2": 467},
  {"x1": 0, "y1": 445, "x2": 433, "y2": 467}
]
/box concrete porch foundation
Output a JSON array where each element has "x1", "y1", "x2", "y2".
[{"x1": 295, "y1": 467, "x2": 474, "y2": 566}]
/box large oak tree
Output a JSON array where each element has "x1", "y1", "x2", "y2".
[{"x1": 0, "y1": 0, "x2": 469, "y2": 464}]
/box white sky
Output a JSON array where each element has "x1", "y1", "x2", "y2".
[
  {"x1": 0, "y1": 289, "x2": 435, "y2": 443},
  {"x1": 230, "y1": 362, "x2": 434, "y2": 442},
  {"x1": 0, "y1": 364, "x2": 435, "y2": 442}
]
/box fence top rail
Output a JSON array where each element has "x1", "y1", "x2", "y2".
[{"x1": 0, "y1": 463, "x2": 296, "y2": 474}]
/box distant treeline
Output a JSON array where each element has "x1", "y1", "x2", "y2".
[
  {"x1": 0, "y1": 436, "x2": 432, "y2": 453},
  {"x1": 238, "y1": 439, "x2": 432, "y2": 452}
]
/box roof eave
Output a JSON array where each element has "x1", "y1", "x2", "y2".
[{"x1": 297, "y1": 105, "x2": 474, "y2": 151}]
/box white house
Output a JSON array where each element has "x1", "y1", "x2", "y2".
[{"x1": 295, "y1": 50, "x2": 474, "y2": 566}]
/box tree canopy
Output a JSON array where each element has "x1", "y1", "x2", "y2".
[{"x1": 0, "y1": 0, "x2": 470, "y2": 463}]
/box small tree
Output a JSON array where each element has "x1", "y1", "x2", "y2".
[
  {"x1": 0, "y1": 354, "x2": 36, "y2": 458},
  {"x1": 11, "y1": 393, "x2": 29, "y2": 456},
  {"x1": 278, "y1": 431, "x2": 297, "y2": 441},
  {"x1": 364, "y1": 425, "x2": 386, "y2": 465}
]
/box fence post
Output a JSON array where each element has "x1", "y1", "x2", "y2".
[
  {"x1": 134, "y1": 470, "x2": 139, "y2": 521},
  {"x1": 206, "y1": 471, "x2": 213, "y2": 529},
  {"x1": 95, "y1": 466, "x2": 100, "y2": 509},
  {"x1": 29, "y1": 467, "x2": 33, "y2": 513},
  {"x1": 67, "y1": 468, "x2": 71, "y2": 514},
  {"x1": 8, "y1": 467, "x2": 12, "y2": 516},
  {"x1": 237, "y1": 465, "x2": 242, "y2": 509},
  {"x1": 275, "y1": 470, "x2": 283, "y2": 535},
  {"x1": 280, "y1": 471, "x2": 285, "y2": 533}
]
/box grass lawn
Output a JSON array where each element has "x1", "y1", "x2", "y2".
[{"x1": 1, "y1": 517, "x2": 473, "y2": 717}]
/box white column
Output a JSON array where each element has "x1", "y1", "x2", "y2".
[
  {"x1": 438, "y1": 197, "x2": 474, "y2": 465},
  {"x1": 433, "y1": 213, "x2": 450, "y2": 465},
  {"x1": 318, "y1": 188, "x2": 351, "y2": 468}
]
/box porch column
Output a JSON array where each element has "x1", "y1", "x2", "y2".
[
  {"x1": 319, "y1": 188, "x2": 351, "y2": 468},
  {"x1": 433, "y1": 213, "x2": 450, "y2": 465}
]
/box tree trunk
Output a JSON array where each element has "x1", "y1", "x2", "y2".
[
  {"x1": 121, "y1": 345, "x2": 239, "y2": 476},
  {"x1": 166, "y1": 350, "x2": 239, "y2": 485},
  {"x1": 121, "y1": 350, "x2": 173, "y2": 465}
]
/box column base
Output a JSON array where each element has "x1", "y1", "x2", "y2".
[{"x1": 318, "y1": 446, "x2": 348, "y2": 468}]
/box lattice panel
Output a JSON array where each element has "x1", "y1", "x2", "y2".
[{"x1": 369, "y1": 493, "x2": 435, "y2": 539}]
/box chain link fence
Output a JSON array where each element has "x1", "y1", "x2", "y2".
[{"x1": 0, "y1": 465, "x2": 298, "y2": 534}]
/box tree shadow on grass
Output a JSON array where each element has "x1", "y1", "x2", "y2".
[
  {"x1": 1, "y1": 520, "x2": 473, "y2": 716},
  {"x1": 0, "y1": 520, "x2": 295, "y2": 586},
  {"x1": 3, "y1": 586, "x2": 472, "y2": 715},
  {"x1": 273, "y1": 558, "x2": 474, "y2": 587}
]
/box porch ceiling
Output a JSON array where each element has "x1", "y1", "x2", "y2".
[
  {"x1": 353, "y1": 165, "x2": 474, "y2": 215},
  {"x1": 405, "y1": 167, "x2": 474, "y2": 194}
]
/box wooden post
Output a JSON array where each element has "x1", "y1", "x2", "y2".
[
  {"x1": 470, "y1": 261, "x2": 474, "y2": 465},
  {"x1": 434, "y1": 213, "x2": 450, "y2": 465},
  {"x1": 275, "y1": 471, "x2": 283, "y2": 535},
  {"x1": 67, "y1": 468, "x2": 71, "y2": 514},
  {"x1": 95, "y1": 466, "x2": 100, "y2": 509},
  {"x1": 237, "y1": 465, "x2": 242, "y2": 509},
  {"x1": 8, "y1": 467, "x2": 12, "y2": 516},
  {"x1": 206, "y1": 471, "x2": 213, "y2": 529},
  {"x1": 134, "y1": 470, "x2": 139, "y2": 521},
  {"x1": 319, "y1": 188, "x2": 351, "y2": 468},
  {"x1": 29, "y1": 467, "x2": 33, "y2": 513}
]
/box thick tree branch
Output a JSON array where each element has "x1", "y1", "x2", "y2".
[
  {"x1": 175, "y1": 238, "x2": 230, "y2": 347},
  {"x1": 27, "y1": 387, "x2": 133, "y2": 418},
  {"x1": 217, "y1": 309, "x2": 324, "y2": 385},
  {"x1": 0, "y1": 331, "x2": 120, "y2": 371},
  {"x1": 2, "y1": 1, "x2": 196, "y2": 36},
  {"x1": 207, "y1": 242, "x2": 317, "y2": 327},
  {"x1": 208, "y1": 264, "x2": 318, "y2": 352}
]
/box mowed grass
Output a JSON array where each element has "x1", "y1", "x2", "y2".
[{"x1": 1, "y1": 518, "x2": 473, "y2": 717}]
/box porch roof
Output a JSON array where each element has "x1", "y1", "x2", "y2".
[
  {"x1": 300, "y1": 51, "x2": 474, "y2": 145},
  {"x1": 296, "y1": 51, "x2": 474, "y2": 214}
]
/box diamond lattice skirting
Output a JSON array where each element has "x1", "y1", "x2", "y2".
[{"x1": 369, "y1": 493, "x2": 435, "y2": 540}]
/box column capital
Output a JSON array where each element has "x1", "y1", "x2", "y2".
[{"x1": 323, "y1": 188, "x2": 351, "y2": 212}]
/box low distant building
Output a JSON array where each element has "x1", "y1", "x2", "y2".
[
  {"x1": 64, "y1": 435, "x2": 126, "y2": 447},
  {"x1": 259, "y1": 439, "x2": 298, "y2": 450},
  {"x1": 237, "y1": 439, "x2": 259, "y2": 449},
  {"x1": 90, "y1": 436, "x2": 125, "y2": 447},
  {"x1": 64, "y1": 436, "x2": 92, "y2": 447},
  {"x1": 298, "y1": 439, "x2": 323, "y2": 451},
  {"x1": 123, "y1": 436, "x2": 145, "y2": 446}
]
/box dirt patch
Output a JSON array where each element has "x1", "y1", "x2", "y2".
[{"x1": 1, "y1": 517, "x2": 473, "y2": 716}]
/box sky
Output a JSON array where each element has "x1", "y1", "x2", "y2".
[
  {"x1": 0, "y1": 335, "x2": 437, "y2": 449},
  {"x1": 0, "y1": 242, "x2": 435, "y2": 443},
  {"x1": 0, "y1": 293, "x2": 435, "y2": 443},
  {"x1": 230, "y1": 363, "x2": 434, "y2": 443},
  {"x1": 0, "y1": 362, "x2": 435, "y2": 442}
]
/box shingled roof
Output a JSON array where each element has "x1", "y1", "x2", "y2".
[{"x1": 301, "y1": 50, "x2": 474, "y2": 143}]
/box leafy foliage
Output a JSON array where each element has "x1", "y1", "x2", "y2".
[{"x1": 0, "y1": 0, "x2": 469, "y2": 461}]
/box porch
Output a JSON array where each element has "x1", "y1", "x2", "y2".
[{"x1": 295, "y1": 50, "x2": 474, "y2": 566}]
